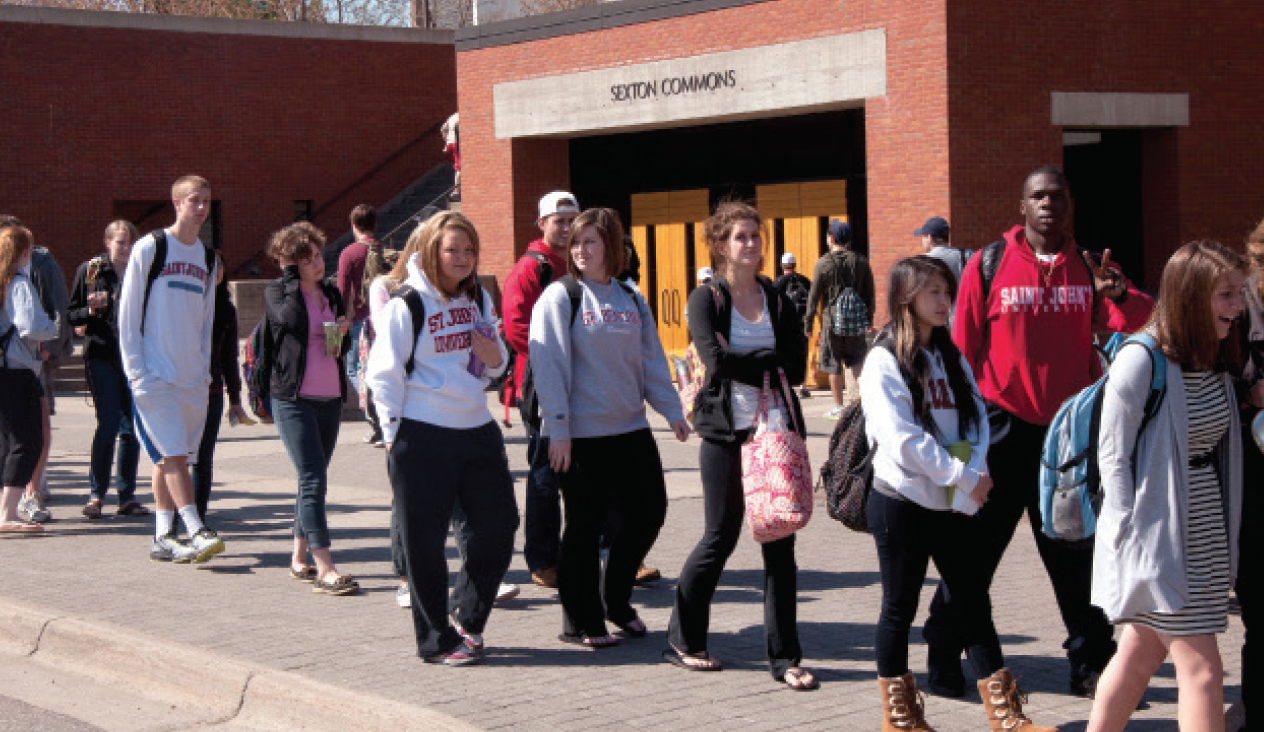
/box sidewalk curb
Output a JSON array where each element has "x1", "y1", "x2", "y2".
[{"x1": 0, "y1": 596, "x2": 482, "y2": 732}]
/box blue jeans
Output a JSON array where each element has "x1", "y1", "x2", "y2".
[
  {"x1": 346, "y1": 320, "x2": 365, "y2": 393},
  {"x1": 190, "y1": 389, "x2": 224, "y2": 521},
  {"x1": 86, "y1": 359, "x2": 139, "y2": 505},
  {"x1": 523, "y1": 423, "x2": 561, "y2": 572},
  {"x1": 273, "y1": 396, "x2": 342, "y2": 550}
]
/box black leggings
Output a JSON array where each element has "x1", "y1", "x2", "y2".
[
  {"x1": 868, "y1": 488, "x2": 1003, "y2": 678},
  {"x1": 557, "y1": 428, "x2": 668, "y2": 637},
  {"x1": 668, "y1": 434, "x2": 802, "y2": 679},
  {"x1": 0, "y1": 368, "x2": 44, "y2": 487}
]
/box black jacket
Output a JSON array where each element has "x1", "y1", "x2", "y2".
[
  {"x1": 264, "y1": 266, "x2": 349, "y2": 403},
  {"x1": 210, "y1": 283, "x2": 243, "y2": 406},
  {"x1": 67, "y1": 256, "x2": 122, "y2": 365},
  {"x1": 687, "y1": 275, "x2": 808, "y2": 442}
]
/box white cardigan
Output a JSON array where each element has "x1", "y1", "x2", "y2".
[{"x1": 1094, "y1": 341, "x2": 1242, "y2": 622}]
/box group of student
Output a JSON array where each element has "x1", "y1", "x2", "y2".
[{"x1": 0, "y1": 166, "x2": 1253, "y2": 731}]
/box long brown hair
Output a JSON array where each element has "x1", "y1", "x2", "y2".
[
  {"x1": 0, "y1": 225, "x2": 34, "y2": 310},
  {"x1": 885, "y1": 255, "x2": 980, "y2": 440},
  {"x1": 566, "y1": 208, "x2": 626, "y2": 280},
  {"x1": 704, "y1": 200, "x2": 764, "y2": 280},
  {"x1": 1149, "y1": 240, "x2": 1246, "y2": 372}
]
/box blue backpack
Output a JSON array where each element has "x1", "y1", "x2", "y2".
[{"x1": 1038, "y1": 333, "x2": 1167, "y2": 544}]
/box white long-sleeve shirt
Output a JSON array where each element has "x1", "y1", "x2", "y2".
[
  {"x1": 117, "y1": 229, "x2": 216, "y2": 391},
  {"x1": 364, "y1": 255, "x2": 506, "y2": 442},
  {"x1": 859, "y1": 344, "x2": 989, "y2": 514}
]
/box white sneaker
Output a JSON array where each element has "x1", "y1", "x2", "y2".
[
  {"x1": 495, "y1": 583, "x2": 521, "y2": 603},
  {"x1": 396, "y1": 583, "x2": 412, "y2": 608},
  {"x1": 17, "y1": 495, "x2": 50, "y2": 523},
  {"x1": 188, "y1": 528, "x2": 225, "y2": 563},
  {"x1": 824, "y1": 405, "x2": 844, "y2": 420}
]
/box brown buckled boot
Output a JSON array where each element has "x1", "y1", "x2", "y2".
[
  {"x1": 977, "y1": 668, "x2": 1056, "y2": 731},
  {"x1": 878, "y1": 673, "x2": 935, "y2": 731}
]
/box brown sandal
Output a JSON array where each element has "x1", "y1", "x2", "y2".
[
  {"x1": 82, "y1": 499, "x2": 103, "y2": 520},
  {"x1": 117, "y1": 501, "x2": 150, "y2": 517}
]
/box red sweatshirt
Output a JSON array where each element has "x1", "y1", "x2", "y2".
[
  {"x1": 952, "y1": 225, "x2": 1154, "y2": 426},
  {"x1": 501, "y1": 239, "x2": 567, "y2": 399}
]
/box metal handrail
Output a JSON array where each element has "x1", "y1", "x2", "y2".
[{"x1": 378, "y1": 183, "x2": 458, "y2": 248}]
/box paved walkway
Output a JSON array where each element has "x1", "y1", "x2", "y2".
[{"x1": 1, "y1": 391, "x2": 1242, "y2": 731}]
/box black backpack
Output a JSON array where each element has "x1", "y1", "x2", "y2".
[
  {"x1": 976, "y1": 239, "x2": 1094, "y2": 302},
  {"x1": 392, "y1": 279, "x2": 485, "y2": 376},
  {"x1": 518, "y1": 275, "x2": 635, "y2": 431},
  {"x1": 140, "y1": 229, "x2": 217, "y2": 336},
  {"x1": 782, "y1": 275, "x2": 810, "y2": 319},
  {"x1": 818, "y1": 339, "x2": 895, "y2": 532}
]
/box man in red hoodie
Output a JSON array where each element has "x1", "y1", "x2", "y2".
[
  {"x1": 501, "y1": 191, "x2": 579, "y2": 589},
  {"x1": 923, "y1": 166, "x2": 1155, "y2": 699}
]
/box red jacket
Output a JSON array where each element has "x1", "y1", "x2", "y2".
[
  {"x1": 952, "y1": 225, "x2": 1154, "y2": 426},
  {"x1": 501, "y1": 239, "x2": 567, "y2": 399}
]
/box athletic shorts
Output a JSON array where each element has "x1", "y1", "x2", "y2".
[
  {"x1": 819, "y1": 331, "x2": 868, "y2": 373},
  {"x1": 133, "y1": 382, "x2": 208, "y2": 465}
]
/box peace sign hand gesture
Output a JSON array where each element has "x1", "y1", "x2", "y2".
[{"x1": 1082, "y1": 248, "x2": 1126, "y2": 302}]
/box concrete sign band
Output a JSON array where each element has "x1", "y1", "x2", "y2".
[{"x1": 493, "y1": 29, "x2": 887, "y2": 139}]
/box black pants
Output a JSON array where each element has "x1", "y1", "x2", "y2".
[
  {"x1": 924, "y1": 413, "x2": 1116, "y2": 676},
  {"x1": 869, "y1": 488, "x2": 1003, "y2": 678},
  {"x1": 0, "y1": 368, "x2": 44, "y2": 487},
  {"x1": 558, "y1": 428, "x2": 667, "y2": 637},
  {"x1": 389, "y1": 419, "x2": 519, "y2": 657},
  {"x1": 1238, "y1": 424, "x2": 1261, "y2": 727},
  {"x1": 668, "y1": 433, "x2": 802, "y2": 679}
]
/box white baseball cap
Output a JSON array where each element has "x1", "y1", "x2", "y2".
[
  {"x1": 781, "y1": 253, "x2": 796, "y2": 265},
  {"x1": 538, "y1": 191, "x2": 580, "y2": 220},
  {"x1": 696, "y1": 267, "x2": 714, "y2": 282}
]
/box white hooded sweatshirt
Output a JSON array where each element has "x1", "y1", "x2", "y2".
[
  {"x1": 859, "y1": 344, "x2": 989, "y2": 515},
  {"x1": 364, "y1": 254, "x2": 507, "y2": 443}
]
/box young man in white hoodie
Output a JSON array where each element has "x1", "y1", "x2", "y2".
[
  {"x1": 118, "y1": 175, "x2": 223, "y2": 564},
  {"x1": 366, "y1": 212, "x2": 518, "y2": 666}
]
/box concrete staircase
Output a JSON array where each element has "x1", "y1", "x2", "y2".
[{"x1": 323, "y1": 163, "x2": 456, "y2": 270}]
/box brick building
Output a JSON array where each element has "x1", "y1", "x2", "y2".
[
  {"x1": 454, "y1": 0, "x2": 1263, "y2": 350},
  {"x1": 0, "y1": 5, "x2": 456, "y2": 279}
]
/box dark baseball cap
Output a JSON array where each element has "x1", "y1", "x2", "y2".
[
  {"x1": 914, "y1": 216, "x2": 950, "y2": 239},
  {"x1": 828, "y1": 219, "x2": 852, "y2": 244}
]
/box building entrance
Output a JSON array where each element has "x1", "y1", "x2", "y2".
[{"x1": 631, "y1": 181, "x2": 846, "y2": 386}]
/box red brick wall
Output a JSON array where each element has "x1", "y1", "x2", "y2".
[
  {"x1": 457, "y1": 0, "x2": 952, "y2": 314},
  {"x1": 947, "y1": 0, "x2": 1264, "y2": 286},
  {"x1": 0, "y1": 13, "x2": 455, "y2": 282}
]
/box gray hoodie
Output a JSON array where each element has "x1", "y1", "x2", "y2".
[{"x1": 528, "y1": 276, "x2": 683, "y2": 442}]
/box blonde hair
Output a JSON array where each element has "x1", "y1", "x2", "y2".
[
  {"x1": 0, "y1": 225, "x2": 34, "y2": 309},
  {"x1": 172, "y1": 175, "x2": 210, "y2": 201},
  {"x1": 392, "y1": 211, "x2": 481, "y2": 301},
  {"x1": 104, "y1": 219, "x2": 138, "y2": 245}
]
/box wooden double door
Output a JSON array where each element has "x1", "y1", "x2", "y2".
[{"x1": 631, "y1": 181, "x2": 847, "y2": 387}]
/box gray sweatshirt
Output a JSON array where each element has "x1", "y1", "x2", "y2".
[{"x1": 528, "y1": 277, "x2": 684, "y2": 442}]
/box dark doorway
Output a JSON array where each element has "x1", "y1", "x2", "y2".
[
  {"x1": 569, "y1": 109, "x2": 868, "y2": 252},
  {"x1": 1063, "y1": 129, "x2": 1146, "y2": 289}
]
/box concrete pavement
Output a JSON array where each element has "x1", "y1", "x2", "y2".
[{"x1": 0, "y1": 390, "x2": 1243, "y2": 731}]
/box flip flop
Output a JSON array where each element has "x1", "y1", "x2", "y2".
[
  {"x1": 662, "y1": 647, "x2": 722, "y2": 671},
  {"x1": 0, "y1": 522, "x2": 44, "y2": 535},
  {"x1": 558, "y1": 633, "x2": 620, "y2": 649},
  {"x1": 610, "y1": 617, "x2": 648, "y2": 638},
  {"x1": 779, "y1": 667, "x2": 819, "y2": 691}
]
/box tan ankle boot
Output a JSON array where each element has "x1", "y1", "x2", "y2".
[
  {"x1": 977, "y1": 668, "x2": 1056, "y2": 731},
  {"x1": 878, "y1": 673, "x2": 935, "y2": 731}
]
